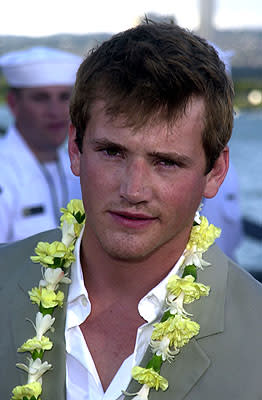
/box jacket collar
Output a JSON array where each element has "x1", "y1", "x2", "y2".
[
  {"x1": 188, "y1": 244, "x2": 228, "y2": 339},
  {"x1": 11, "y1": 281, "x2": 68, "y2": 399},
  {"x1": 11, "y1": 229, "x2": 67, "y2": 398}
]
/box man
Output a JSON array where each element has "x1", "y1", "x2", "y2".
[
  {"x1": 1, "y1": 23, "x2": 262, "y2": 400},
  {"x1": 201, "y1": 161, "x2": 243, "y2": 260},
  {"x1": 0, "y1": 46, "x2": 82, "y2": 242},
  {"x1": 201, "y1": 43, "x2": 243, "y2": 261}
]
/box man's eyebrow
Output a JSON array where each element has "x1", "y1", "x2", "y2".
[
  {"x1": 90, "y1": 138, "x2": 127, "y2": 149},
  {"x1": 149, "y1": 151, "x2": 193, "y2": 166},
  {"x1": 31, "y1": 91, "x2": 49, "y2": 96}
]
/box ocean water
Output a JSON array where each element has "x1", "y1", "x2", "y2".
[
  {"x1": 0, "y1": 106, "x2": 261, "y2": 271},
  {"x1": 230, "y1": 111, "x2": 262, "y2": 272}
]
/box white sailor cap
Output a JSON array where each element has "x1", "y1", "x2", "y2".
[{"x1": 0, "y1": 46, "x2": 82, "y2": 87}]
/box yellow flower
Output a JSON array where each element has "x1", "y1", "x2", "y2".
[
  {"x1": 132, "y1": 367, "x2": 168, "y2": 391},
  {"x1": 167, "y1": 275, "x2": 210, "y2": 303},
  {"x1": 187, "y1": 216, "x2": 221, "y2": 253},
  {"x1": 11, "y1": 381, "x2": 42, "y2": 400},
  {"x1": 30, "y1": 241, "x2": 75, "y2": 268},
  {"x1": 18, "y1": 336, "x2": 53, "y2": 353},
  {"x1": 60, "y1": 199, "x2": 85, "y2": 225},
  {"x1": 29, "y1": 287, "x2": 64, "y2": 308},
  {"x1": 152, "y1": 315, "x2": 200, "y2": 349}
]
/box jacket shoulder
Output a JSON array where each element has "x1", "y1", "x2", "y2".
[{"x1": 0, "y1": 229, "x2": 61, "y2": 284}]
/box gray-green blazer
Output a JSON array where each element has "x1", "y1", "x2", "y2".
[{"x1": 1, "y1": 229, "x2": 262, "y2": 399}]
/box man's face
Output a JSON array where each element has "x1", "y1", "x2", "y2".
[
  {"x1": 8, "y1": 86, "x2": 72, "y2": 158},
  {"x1": 69, "y1": 98, "x2": 227, "y2": 263}
]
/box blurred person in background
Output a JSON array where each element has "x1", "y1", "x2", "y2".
[
  {"x1": 201, "y1": 43, "x2": 243, "y2": 261},
  {"x1": 201, "y1": 161, "x2": 243, "y2": 260},
  {"x1": 0, "y1": 47, "x2": 82, "y2": 242}
]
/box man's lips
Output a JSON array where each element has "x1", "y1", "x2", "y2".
[
  {"x1": 111, "y1": 210, "x2": 156, "y2": 219},
  {"x1": 108, "y1": 210, "x2": 157, "y2": 228},
  {"x1": 47, "y1": 122, "x2": 67, "y2": 130}
]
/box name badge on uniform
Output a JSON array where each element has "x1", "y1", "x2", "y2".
[{"x1": 22, "y1": 205, "x2": 45, "y2": 216}]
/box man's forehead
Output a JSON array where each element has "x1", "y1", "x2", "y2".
[
  {"x1": 88, "y1": 97, "x2": 206, "y2": 133},
  {"x1": 86, "y1": 97, "x2": 206, "y2": 157}
]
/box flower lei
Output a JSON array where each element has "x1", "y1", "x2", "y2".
[
  {"x1": 11, "y1": 199, "x2": 85, "y2": 400},
  {"x1": 11, "y1": 200, "x2": 220, "y2": 400},
  {"x1": 124, "y1": 209, "x2": 221, "y2": 400}
]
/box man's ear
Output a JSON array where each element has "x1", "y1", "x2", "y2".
[
  {"x1": 68, "y1": 123, "x2": 81, "y2": 177},
  {"x1": 203, "y1": 147, "x2": 229, "y2": 199}
]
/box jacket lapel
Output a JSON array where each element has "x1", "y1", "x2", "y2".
[
  {"x1": 11, "y1": 267, "x2": 42, "y2": 386},
  {"x1": 11, "y1": 229, "x2": 68, "y2": 399},
  {"x1": 193, "y1": 244, "x2": 228, "y2": 338},
  {"x1": 124, "y1": 339, "x2": 210, "y2": 400},
  {"x1": 124, "y1": 244, "x2": 228, "y2": 400},
  {"x1": 42, "y1": 282, "x2": 69, "y2": 399},
  {"x1": 12, "y1": 283, "x2": 69, "y2": 399}
]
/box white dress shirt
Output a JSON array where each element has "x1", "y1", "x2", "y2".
[{"x1": 65, "y1": 230, "x2": 184, "y2": 400}]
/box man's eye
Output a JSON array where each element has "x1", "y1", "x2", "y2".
[
  {"x1": 158, "y1": 158, "x2": 176, "y2": 167},
  {"x1": 103, "y1": 147, "x2": 122, "y2": 157},
  {"x1": 60, "y1": 92, "x2": 71, "y2": 102}
]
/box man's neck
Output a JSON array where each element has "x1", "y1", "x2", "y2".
[
  {"x1": 80, "y1": 227, "x2": 189, "y2": 309},
  {"x1": 79, "y1": 226, "x2": 189, "y2": 390}
]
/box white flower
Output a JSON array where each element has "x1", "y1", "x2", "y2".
[
  {"x1": 35, "y1": 312, "x2": 55, "y2": 340},
  {"x1": 150, "y1": 336, "x2": 179, "y2": 362},
  {"x1": 16, "y1": 357, "x2": 52, "y2": 384},
  {"x1": 133, "y1": 384, "x2": 150, "y2": 400},
  {"x1": 39, "y1": 267, "x2": 71, "y2": 291},
  {"x1": 194, "y1": 203, "x2": 203, "y2": 224},
  {"x1": 123, "y1": 384, "x2": 150, "y2": 400},
  {"x1": 166, "y1": 293, "x2": 192, "y2": 317},
  {"x1": 184, "y1": 245, "x2": 210, "y2": 270},
  {"x1": 61, "y1": 219, "x2": 76, "y2": 247}
]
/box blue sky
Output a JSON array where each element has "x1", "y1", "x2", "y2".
[{"x1": 1, "y1": 0, "x2": 262, "y2": 37}]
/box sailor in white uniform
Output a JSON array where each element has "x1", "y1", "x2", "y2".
[
  {"x1": 201, "y1": 161, "x2": 243, "y2": 261},
  {"x1": 201, "y1": 43, "x2": 243, "y2": 261},
  {"x1": 0, "y1": 47, "x2": 82, "y2": 242}
]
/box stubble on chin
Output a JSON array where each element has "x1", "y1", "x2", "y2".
[{"x1": 95, "y1": 229, "x2": 166, "y2": 263}]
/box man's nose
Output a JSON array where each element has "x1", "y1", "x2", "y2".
[
  {"x1": 47, "y1": 98, "x2": 68, "y2": 117},
  {"x1": 120, "y1": 158, "x2": 152, "y2": 204}
]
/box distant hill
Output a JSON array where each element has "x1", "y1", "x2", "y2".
[
  {"x1": 0, "y1": 33, "x2": 112, "y2": 59},
  {"x1": 213, "y1": 29, "x2": 262, "y2": 69},
  {"x1": 0, "y1": 29, "x2": 262, "y2": 69}
]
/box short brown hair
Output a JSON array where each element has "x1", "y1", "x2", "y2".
[{"x1": 70, "y1": 22, "x2": 234, "y2": 172}]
